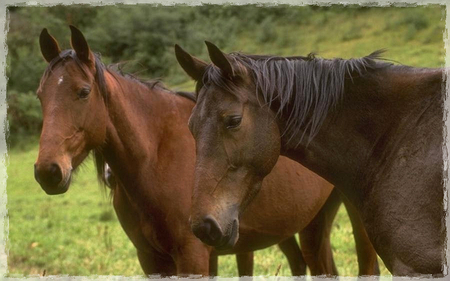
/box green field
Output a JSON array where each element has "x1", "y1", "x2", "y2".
[
  {"x1": 171, "y1": 6, "x2": 445, "y2": 91},
  {"x1": 6, "y1": 4, "x2": 445, "y2": 278},
  {"x1": 6, "y1": 143, "x2": 392, "y2": 277}
]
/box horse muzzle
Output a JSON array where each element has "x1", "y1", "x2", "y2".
[
  {"x1": 34, "y1": 162, "x2": 72, "y2": 195},
  {"x1": 191, "y1": 214, "x2": 240, "y2": 250}
]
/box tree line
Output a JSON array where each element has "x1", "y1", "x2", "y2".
[{"x1": 5, "y1": 5, "x2": 438, "y2": 144}]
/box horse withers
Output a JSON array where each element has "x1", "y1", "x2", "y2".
[{"x1": 175, "y1": 42, "x2": 445, "y2": 276}]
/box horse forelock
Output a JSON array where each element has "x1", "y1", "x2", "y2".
[
  {"x1": 37, "y1": 50, "x2": 109, "y2": 100},
  {"x1": 201, "y1": 50, "x2": 391, "y2": 145},
  {"x1": 201, "y1": 59, "x2": 251, "y2": 101}
]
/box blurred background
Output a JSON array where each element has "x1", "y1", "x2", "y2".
[{"x1": 6, "y1": 4, "x2": 444, "y2": 277}]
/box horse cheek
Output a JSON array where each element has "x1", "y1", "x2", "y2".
[
  {"x1": 251, "y1": 110, "x2": 281, "y2": 177},
  {"x1": 85, "y1": 98, "x2": 107, "y2": 148}
]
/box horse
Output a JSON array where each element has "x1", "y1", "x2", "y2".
[
  {"x1": 175, "y1": 41, "x2": 445, "y2": 276},
  {"x1": 34, "y1": 26, "x2": 379, "y2": 276}
]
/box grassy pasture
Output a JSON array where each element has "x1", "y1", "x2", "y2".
[
  {"x1": 7, "y1": 143, "x2": 392, "y2": 277},
  {"x1": 6, "y1": 4, "x2": 444, "y2": 279}
]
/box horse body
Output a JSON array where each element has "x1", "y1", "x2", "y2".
[
  {"x1": 175, "y1": 42, "x2": 445, "y2": 275},
  {"x1": 35, "y1": 27, "x2": 380, "y2": 276},
  {"x1": 100, "y1": 76, "x2": 203, "y2": 265},
  {"x1": 283, "y1": 66, "x2": 444, "y2": 274},
  {"x1": 354, "y1": 69, "x2": 444, "y2": 274},
  {"x1": 88, "y1": 69, "x2": 338, "y2": 275},
  {"x1": 100, "y1": 74, "x2": 338, "y2": 273},
  {"x1": 217, "y1": 159, "x2": 334, "y2": 254}
]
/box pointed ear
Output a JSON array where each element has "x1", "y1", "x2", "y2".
[
  {"x1": 175, "y1": 44, "x2": 208, "y2": 81},
  {"x1": 69, "y1": 25, "x2": 92, "y2": 63},
  {"x1": 205, "y1": 41, "x2": 234, "y2": 77},
  {"x1": 39, "y1": 28, "x2": 61, "y2": 63}
]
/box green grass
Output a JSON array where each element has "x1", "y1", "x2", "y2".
[
  {"x1": 213, "y1": 6, "x2": 445, "y2": 68},
  {"x1": 6, "y1": 5, "x2": 444, "y2": 278},
  {"x1": 7, "y1": 143, "x2": 391, "y2": 277},
  {"x1": 167, "y1": 6, "x2": 444, "y2": 89},
  {"x1": 7, "y1": 144, "x2": 141, "y2": 276}
]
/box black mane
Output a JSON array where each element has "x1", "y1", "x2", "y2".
[{"x1": 202, "y1": 50, "x2": 391, "y2": 145}]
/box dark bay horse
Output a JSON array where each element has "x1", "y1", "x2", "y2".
[
  {"x1": 34, "y1": 26, "x2": 378, "y2": 276},
  {"x1": 175, "y1": 42, "x2": 445, "y2": 276}
]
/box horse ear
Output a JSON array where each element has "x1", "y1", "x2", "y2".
[
  {"x1": 205, "y1": 41, "x2": 234, "y2": 77},
  {"x1": 39, "y1": 28, "x2": 61, "y2": 63},
  {"x1": 174, "y1": 44, "x2": 208, "y2": 81},
  {"x1": 69, "y1": 25, "x2": 92, "y2": 63}
]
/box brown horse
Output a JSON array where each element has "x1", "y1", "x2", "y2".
[
  {"x1": 175, "y1": 42, "x2": 445, "y2": 276},
  {"x1": 34, "y1": 26, "x2": 378, "y2": 276}
]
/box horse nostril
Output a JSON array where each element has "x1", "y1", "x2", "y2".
[
  {"x1": 34, "y1": 162, "x2": 63, "y2": 187},
  {"x1": 203, "y1": 215, "x2": 222, "y2": 242},
  {"x1": 49, "y1": 163, "x2": 63, "y2": 185},
  {"x1": 191, "y1": 215, "x2": 223, "y2": 246}
]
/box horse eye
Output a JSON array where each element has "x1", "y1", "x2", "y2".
[
  {"x1": 78, "y1": 87, "x2": 91, "y2": 99},
  {"x1": 225, "y1": 116, "x2": 242, "y2": 129}
]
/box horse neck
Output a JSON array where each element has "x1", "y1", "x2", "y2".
[
  {"x1": 100, "y1": 71, "x2": 194, "y2": 183},
  {"x1": 280, "y1": 66, "x2": 443, "y2": 190}
]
